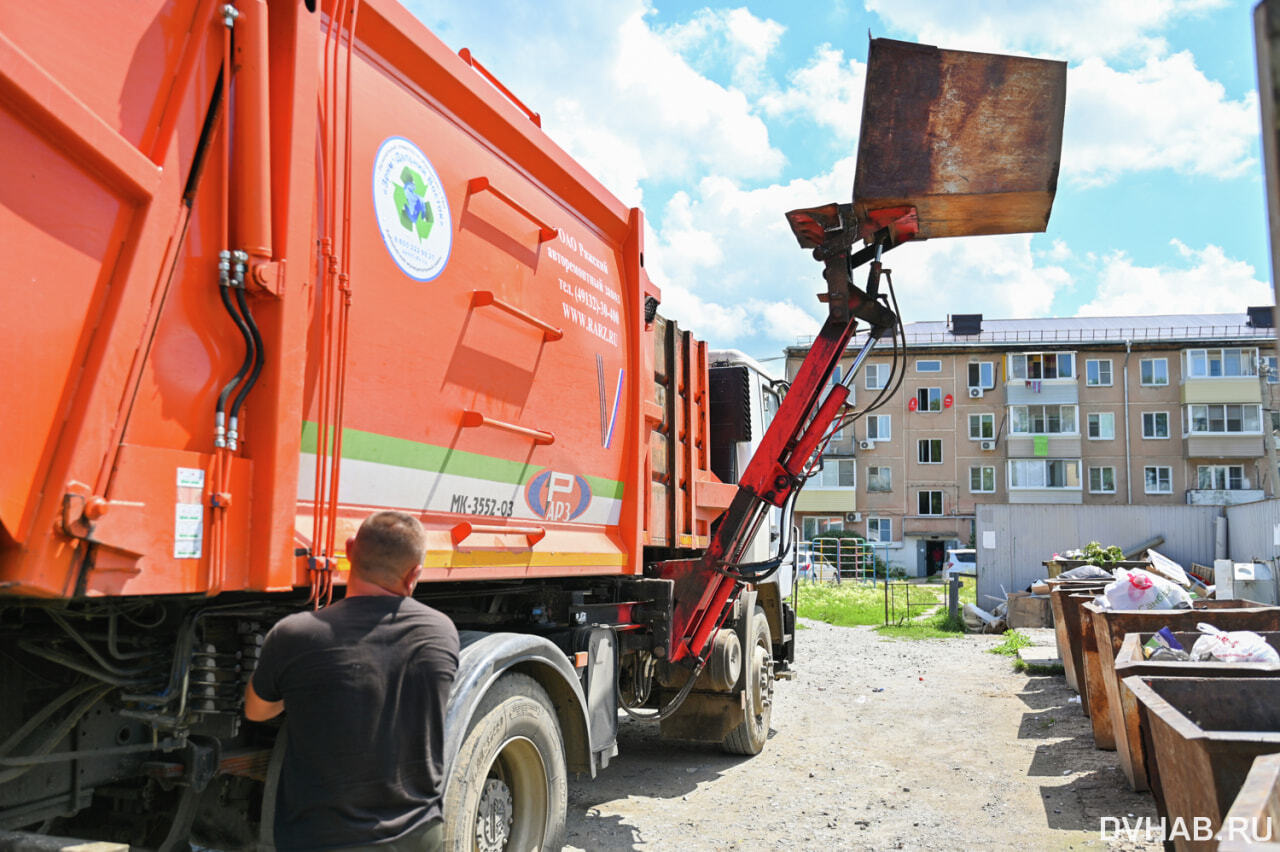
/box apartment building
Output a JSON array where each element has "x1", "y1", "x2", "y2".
[{"x1": 784, "y1": 310, "x2": 1280, "y2": 576}]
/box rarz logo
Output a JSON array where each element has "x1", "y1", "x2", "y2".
[
  {"x1": 526, "y1": 470, "x2": 591, "y2": 522},
  {"x1": 371, "y1": 136, "x2": 451, "y2": 281}
]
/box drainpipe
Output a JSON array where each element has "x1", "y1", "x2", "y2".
[{"x1": 1123, "y1": 340, "x2": 1133, "y2": 504}]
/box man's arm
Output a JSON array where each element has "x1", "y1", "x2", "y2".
[{"x1": 244, "y1": 677, "x2": 285, "y2": 722}]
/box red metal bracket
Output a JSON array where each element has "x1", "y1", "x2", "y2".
[{"x1": 458, "y1": 48, "x2": 542, "y2": 128}]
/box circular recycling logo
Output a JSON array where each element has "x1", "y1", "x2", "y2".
[{"x1": 372, "y1": 136, "x2": 452, "y2": 281}]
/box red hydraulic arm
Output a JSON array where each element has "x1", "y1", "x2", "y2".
[{"x1": 655, "y1": 204, "x2": 919, "y2": 668}]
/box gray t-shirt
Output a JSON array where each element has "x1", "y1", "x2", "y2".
[{"x1": 253, "y1": 595, "x2": 459, "y2": 850}]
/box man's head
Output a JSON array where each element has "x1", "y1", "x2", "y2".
[{"x1": 347, "y1": 511, "x2": 427, "y2": 594}]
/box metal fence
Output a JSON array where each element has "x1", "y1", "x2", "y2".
[
  {"x1": 795, "y1": 325, "x2": 1277, "y2": 348},
  {"x1": 1225, "y1": 499, "x2": 1280, "y2": 564},
  {"x1": 974, "y1": 503, "x2": 1221, "y2": 605}
]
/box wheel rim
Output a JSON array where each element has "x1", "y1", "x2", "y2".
[
  {"x1": 473, "y1": 735, "x2": 548, "y2": 852},
  {"x1": 749, "y1": 639, "x2": 774, "y2": 730}
]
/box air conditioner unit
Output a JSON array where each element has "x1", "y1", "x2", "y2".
[
  {"x1": 968, "y1": 386, "x2": 984, "y2": 398},
  {"x1": 844, "y1": 512, "x2": 862, "y2": 523},
  {"x1": 858, "y1": 440, "x2": 874, "y2": 451},
  {"x1": 980, "y1": 440, "x2": 996, "y2": 451}
]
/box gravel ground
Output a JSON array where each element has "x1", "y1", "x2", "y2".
[{"x1": 564, "y1": 620, "x2": 1161, "y2": 851}]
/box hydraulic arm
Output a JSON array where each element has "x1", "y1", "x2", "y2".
[{"x1": 655, "y1": 204, "x2": 919, "y2": 669}]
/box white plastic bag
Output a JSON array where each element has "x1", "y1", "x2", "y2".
[
  {"x1": 1190, "y1": 623, "x2": 1280, "y2": 664},
  {"x1": 1102, "y1": 568, "x2": 1193, "y2": 611}
]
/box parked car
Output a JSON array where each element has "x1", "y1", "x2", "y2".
[{"x1": 943, "y1": 548, "x2": 976, "y2": 581}]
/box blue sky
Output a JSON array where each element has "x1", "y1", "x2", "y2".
[{"x1": 409, "y1": 0, "x2": 1272, "y2": 363}]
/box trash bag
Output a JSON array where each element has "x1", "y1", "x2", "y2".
[
  {"x1": 1057, "y1": 565, "x2": 1113, "y2": 581},
  {"x1": 1190, "y1": 624, "x2": 1280, "y2": 664},
  {"x1": 1101, "y1": 568, "x2": 1193, "y2": 611}
]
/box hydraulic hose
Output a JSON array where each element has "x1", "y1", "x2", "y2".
[
  {"x1": 215, "y1": 251, "x2": 256, "y2": 448},
  {"x1": 228, "y1": 283, "x2": 265, "y2": 449}
]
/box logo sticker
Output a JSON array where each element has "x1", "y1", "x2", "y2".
[
  {"x1": 525, "y1": 470, "x2": 592, "y2": 522},
  {"x1": 372, "y1": 136, "x2": 451, "y2": 281}
]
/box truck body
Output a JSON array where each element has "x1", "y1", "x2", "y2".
[{"x1": 0, "y1": 2, "x2": 1065, "y2": 846}]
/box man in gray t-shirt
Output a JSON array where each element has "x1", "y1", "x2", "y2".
[{"x1": 247, "y1": 511, "x2": 459, "y2": 851}]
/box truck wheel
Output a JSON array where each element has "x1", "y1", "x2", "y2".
[
  {"x1": 722, "y1": 607, "x2": 774, "y2": 755},
  {"x1": 443, "y1": 672, "x2": 567, "y2": 852}
]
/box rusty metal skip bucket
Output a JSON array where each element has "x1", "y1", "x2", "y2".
[{"x1": 854, "y1": 38, "x2": 1067, "y2": 239}]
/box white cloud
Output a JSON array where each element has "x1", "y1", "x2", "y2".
[
  {"x1": 406, "y1": 0, "x2": 785, "y2": 207},
  {"x1": 1064, "y1": 53, "x2": 1257, "y2": 185},
  {"x1": 660, "y1": 7, "x2": 785, "y2": 94},
  {"x1": 1076, "y1": 239, "x2": 1269, "y2": 316},
  {"x1": 862, "y1": 0, "x2": 1226, "y2": 63},
  {"x1": 758, "y1": 46, "x2": 867, "y2": 143}
]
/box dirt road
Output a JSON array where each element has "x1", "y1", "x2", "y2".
[{"x1": 565, "y1": 620, "x2": 1160, "y2": 851}]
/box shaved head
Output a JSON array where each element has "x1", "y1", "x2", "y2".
[{"x1": 349, "y1": 511, "x2": 427, "y2": 587}]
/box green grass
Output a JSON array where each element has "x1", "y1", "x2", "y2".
[
  {"x1": 795, "y1": 577, "x2": 976, "y2": 640},
  {"x1": 989, "y1": 630, "x2": 1033, "y2": 656},
  {"x1": 795, "y1": 583, "x2": 888, "y2": 627}
]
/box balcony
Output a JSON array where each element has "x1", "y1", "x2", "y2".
[
  {"x1": 794, "y1": 489, "x2": 856, "y2": 513},
  {"x1": 1184, "y1": 434, "x2": 1264, "y2": 459},
  {"x1": 1181, "y1": 377, "x2": 1261, "y2": 405},
  {"x1": 1006, "y1": 378, "x2": 1078, "y2": 406},
  {"x1": 1005, "y1": 434, "x2": 1081, "y2": 458},
  {"x1": 1006, "y1": 488, "x2": 1083, "y2": 505},
  {"x1": 1186, "y1": 489, "x2": 1266, "y2": 506}
]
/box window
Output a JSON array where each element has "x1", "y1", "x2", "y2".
[
  {"x1": 917, "y1": 490, "x2": 944, "y2": 515},
  {"x1": 1188, "y1": 404, "x2": 1263, "y2": 434},
  {"x1": 867, "y1": 517, "x2": 891, "y2": 542},
  {"x1": 1185, "y1": 348, "x2": 1257, "y2": 378},
  {"x1": 1089, "y1": 466, "x2": 1116, "y2": 494},
  {"x1": 802, "y1": 516, "x2": 844, "y2": 539},
  {"x1": 1144, "y1": 466, "x2": 1173, "y2": 494},
  {"x1": 1265, "y1": 355, "x2": 1279, "y2": 384},
  {"x1": 918, "y1": 439, "x2": 943, "y2": 464},
  {"x1": 1008, "y1": 459, "x2": 1081, "y2": 489},
  {"x1": 969, "y1": 466, "x2": 995, "y2": 493},
  {"x1": 1141, "y1": 412, "x2": 1169, "y2": 439},
  {"x1": 814, "y1": 458, "x2": 856, "y2": 488},
  {"x1": 916, "y1": 359, "x2": 942, "y2": 373},
  {"x1": 1197, "y1": 465, "x2": 1247, "y2": 490},
  {"x1": 968, "y1": 361, "x2": 995, "y2": 390},
  {"x1": 916, "y1": 387, "x2": 942, "y2": 412},
  {"x1": 1008, "y1": 352, "x2": 1075, "y2": 380},
  {"x1": 866, "y1": 414, "x2": 891, "y2": 442},
  {"x1": 1087, "y1": 412, "x2": 1115, "y2": 440},
  {"x1": 1009, "y1": 404, "x2": 1078, "y2": 434},
  {"x1": 1140, "y1": 358, "x2": 1168, "y2": 386},
  {"x1": 865, "y1": 363, "x2": 888, "y2": 390},
  {"x1": 1085, "y1": 359, "x2": 1113, "y2": 387},
  {"x1": 968, "y1": 413, "x2": 995, "y2": 440},
  {"x1": 867, "y1": 466, "x2": 892, "y2": 492}
]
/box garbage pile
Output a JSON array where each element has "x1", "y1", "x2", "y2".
[{"x1": 1038, "y1": 544, "x2": 1280, "y2": 849}]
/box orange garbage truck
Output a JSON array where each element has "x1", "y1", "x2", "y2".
[{"x1": 0, "y1": 0, "x2": 1065, "y2": 846}]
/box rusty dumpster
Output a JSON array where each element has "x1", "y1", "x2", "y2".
[
  {"x1": 1114, "y1": 631, "x2": 1280, "y2": 792},
  {"x1": 1125, "y1": 677, "x2": 1280, "y2": 852},
  {"x1": 1050, "y1": 584, "x2": 1109, "y2": 697},
  {"x1": 854, "y1": 38, "x2": 1067, "y2": 240},
  {"x1": 1216, "y1": 753, "x2": 1280, "y2": 850},
  {"x1": 1083, "y1": 601, "x2": 1280, "y2": 750}
]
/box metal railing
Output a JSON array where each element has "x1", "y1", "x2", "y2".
[
  {"x1": 794, "y1": 325, "x2": 1278, "y2": 348},
  {"x1": 795, "y1": 537, "x2": 889, "y2": 585}
]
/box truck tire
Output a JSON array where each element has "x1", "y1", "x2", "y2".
[
  {"x1": 443, "y1": 672, "x2": 567, "y2": 852},
  {"x1": 721, "y1": 607, "x2": 774, "y2": 755}
]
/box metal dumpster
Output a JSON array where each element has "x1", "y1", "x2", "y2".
[
  {"x1": 854, "y1": 38, "x2": 1067, "y2": 239},
  {"x1": 1083, "y1": 601, "x2": 1280, "y2": 749},
  {"x1": 1215, "y1": 753, "x2": 1280, "y2": 850},
  {"x1": 1125, "y1": 677, "x2": 1280, "y2": 852},
  {"x1": 1114, "y1": 631, "x2": 1280, "y2": 791},
  {"x1": 1048, "y1": 580, "x2": 1110, "y2": 694},
  {"x1": 1054, "y1": 588, "x2": 1107, "y2": 708}
]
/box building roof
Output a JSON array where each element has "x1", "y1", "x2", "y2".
[{"x1": 789, "y1": 311, "x2": 1278, "y2": 352}]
